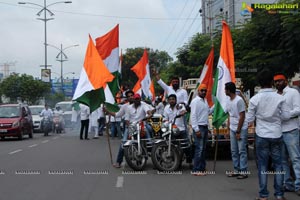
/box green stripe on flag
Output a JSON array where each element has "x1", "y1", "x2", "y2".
[
  {"x1": 75, "y1": 88, "x2": 106, "y2": 113},
  {"x1": 212, "y1": 68, "x2": 228, "y2": 128}
]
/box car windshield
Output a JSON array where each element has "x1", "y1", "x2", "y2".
[
  {"x1": 56, "y1": 103, "x2": 72, "y2": 112},
  {"x1": 0, "y1": 106, "x2": 20, "y2": 118},
  {"x1": 30, "y1": 107, "x2": 43, "y2": 115}
]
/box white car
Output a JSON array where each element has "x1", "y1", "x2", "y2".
[{"x1": 29, "y1": 105, "x2": 44, "y2": 133}]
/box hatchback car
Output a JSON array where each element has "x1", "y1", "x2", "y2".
[
  {"x1": 0, "y1": 104, "x2": 33, "y2": 140},
  {"x1": 29, "y1": 105, "x2": 44, "y2": 133}
]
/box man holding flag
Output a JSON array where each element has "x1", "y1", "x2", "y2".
[{"x1": 190, "y1": 84, "x2": 214, "y2": 176}]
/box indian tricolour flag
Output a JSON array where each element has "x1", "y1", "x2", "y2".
[
  {"x1": 194, "y1": 47, "x2": 214, "y2": 107},
  {"x1": 95, "y1": 24, "x2": 120, "y2": 112},
  {"x1": 73, "y1": 35, "x2": 114, "y2": 112},
  {"x1": 131, "y1": 49, "x2": 155, "y2": 101},
  {"x1": 212, "y1": 21, "x2": 236, "y2": 128}
]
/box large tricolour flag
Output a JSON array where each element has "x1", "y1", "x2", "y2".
[
  {"x1": 194, "y1": 47, "x2": 214, "y2": 107},
  {"x1": 212, "y1": 21, "x2": 236, "y2": 128},
  {"x1": 73, "y1": 35, "x2": 114, "y2": 112},
  {"x1": 95, "y1": 24, "x2": 120, "y2": 111},
  {"x1": 131, "y1": 49, "x2": 155, "y2": 101}
]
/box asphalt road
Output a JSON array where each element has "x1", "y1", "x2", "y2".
[{"x1": 0, "y1": 129, "x2": 297, "y2": 200}]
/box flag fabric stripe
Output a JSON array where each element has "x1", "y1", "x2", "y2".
[
  {"x1": 198, "y1": 47, "x2": 214, "y2": 107},
  {"x1": 82, "y1": 35, "x2": 114, "y2": 89},
  {"x1": 73, "y1": 35, "x2": 114, "y2": 112},
  {"x1": 131, "y1": 49, "x2": 154, "y2": 101},
  {"x1": 212, "y1": 21, "x2": 235, "y2": 128},
  {"x1": 219, "y1": 22, "x2": 235, "y2": 83},
  {"x1": 73, "y1": 69, "x2": 94, "y2": 100},
  {"x1": 131, "y1": 50, "x2": 148, "y2": 81},
  {"x1": 95, "y1": 24, "x2": 120, "y2": 109},
  {"x1": 95, "y1": 24, "x2": 119, "y2": 60}
]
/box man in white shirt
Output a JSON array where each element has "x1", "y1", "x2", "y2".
[
  {"x1": 163, "y1": 94, "x2": 193, "y2": 167},
  {"x1": 190, "y1": 84, "x2": 214, "y2": 176},
  {"x1": 40, "y1": 104, "x2": 53, "y2": 119},
  {"x1": 79, "y1": 104, "x2": 90, "y2": 140},
  {"x1": 104, "y1": 90, "x2": 135, "y2": 168},
  {"x1": 274, "y1": 73, "x2": 300, "y2": 195},
  {"x1": 224, "y1": 82, "x2": 249, "y2": 179},
  {"x1": 154, "y1": 97, "x2": 164, "y2": 115},
  {"x1": 246, "y1": 70, "x2": 291, "y2": 200},
  {"x1": 40, "y1": 104, "x2": 53, "y2": 134},
  {"x1": 125, "y1": 93, "x2": 155, "y2": 141},
  {"x1": 89, "y1": 107, "x2": 100, "y2": 139},
  {"x1": 154, "y1": 72, "x2": 188, "y2": 106}
]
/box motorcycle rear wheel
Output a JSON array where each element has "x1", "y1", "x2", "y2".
[
  {"x1": 124, "y1": 144, "x2": 147, "y2": 171},
  {"x1": 151, "y1": 143, "x2": 180, "y2": 172}
]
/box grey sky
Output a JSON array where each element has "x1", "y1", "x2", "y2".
[{"x1": 0, "y1": 0, "x2": 201, "y2": 80}]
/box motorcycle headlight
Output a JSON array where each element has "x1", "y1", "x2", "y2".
[
  {"x1": 172, "y1": 125, "x2": 180, "y2": 137},
  {"x1": 12, "y1": 121, "x2": 20, "y2": 128},
  {"x1": 161, "y1": 127, "x2": 167, "y2": 132}
]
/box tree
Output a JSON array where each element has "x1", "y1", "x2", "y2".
[{"x1": 0, "y1": 74, "x2": 51, "y2": 104}]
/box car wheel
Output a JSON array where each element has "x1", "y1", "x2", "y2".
[{"x1": 0, "y1": 136, "x2": 4, "y2": 140}]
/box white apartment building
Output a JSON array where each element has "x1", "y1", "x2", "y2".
[{"x1": 201, "y1": 0, "x2": 276, "y2": 33}]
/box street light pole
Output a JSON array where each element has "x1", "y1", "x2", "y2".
[
  {"x1": 18, "y1": 0, "x2": 72, "y2": 70},
  {"x1": 47, "y1": 43, "x2": 78, "y2": 95}
]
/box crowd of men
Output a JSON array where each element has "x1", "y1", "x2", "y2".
[{"x1": 76, "y1": 69, "x2": 300, "y2": 200}]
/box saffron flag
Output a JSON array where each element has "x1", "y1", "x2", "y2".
[
  {"x1": 131, "y1": 49, "x2": 155, "y2": 101},
  {"x1": 73, "y1": 35, "x2": 114, "y2": 112},
  {"x1": 95, "y1": 24, "x2": 120, "y2": 112},
  {"x1": 195, "y1": 47, "x2": 214, "y2": 107},
  {"x1": 212, "y1": 21, "x2": 236, "y2": 128}
]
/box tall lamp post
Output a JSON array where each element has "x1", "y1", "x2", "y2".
[
  {"x1": 47, "y1": 43, "x2": 78, "y2": 95},
  {"x1": 18, "y1": 0, "x2": 72, "y2": 70}
]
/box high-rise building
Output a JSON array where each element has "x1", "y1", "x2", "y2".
[{"x1": 201, "y1": 0, "x2": 276, "y2": 34}]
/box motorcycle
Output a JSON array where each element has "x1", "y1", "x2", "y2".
[
  {"x1": 53, "y1": 113, "x2": 64, "y2": 134},
  {"x1": 41, "y1": 116, "x2": 52, "y2": 136},
  {"x1": 151, "y1": 115, "x2": 190, "y2": 171},
  {"x1": 123, "y1": 120, "x2": 151, "y2": 171}
]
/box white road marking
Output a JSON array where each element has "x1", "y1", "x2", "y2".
[
  {"x1": 41, "y1": 140, "x2": 49, "y2": 143},
  {"x1": 9, "y1": 149, "x2": 23, "y2": 155},
  {"x1": 28, "y1": 144, "x2": 38, "y2": 148},
  {"x1": 116, "y1": 176, "x2": 124, "y2": 188},
  {"x1": 52, "y1": 137, "x2": 59, "y2": 140}
]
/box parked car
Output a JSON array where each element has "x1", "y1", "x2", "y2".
[
  {"x1": 29, "y1": 105, "x2": 44, "y2": 133},
  {"x1": 55, "y1": 101, "x2": 73, "y2": 128},
  {"x1": 0, "y1": 104, "x2": 33, "y2": 140}
]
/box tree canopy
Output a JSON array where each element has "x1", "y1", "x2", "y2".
[{"x1": 0, "y1": 74, "x2": 51, "y2": 104}]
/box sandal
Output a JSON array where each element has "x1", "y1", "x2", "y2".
[
  {"x1": 227, "y1": 171, "x2": 239, "y2": 177},
  {"x1": 237, "y1": 174, "x2": 248, "y2": 179}
]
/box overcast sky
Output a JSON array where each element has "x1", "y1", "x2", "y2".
[{"x1": 0, "y1": 0, "x2": 201, "y2": 80}]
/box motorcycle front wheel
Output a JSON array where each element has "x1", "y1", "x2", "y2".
[
  {"x1": 124, "y1": 144, "x2": 147, "y2": 171},
  {"x1": 151, "y1": 143, "x2": 180, "y2": 172}
]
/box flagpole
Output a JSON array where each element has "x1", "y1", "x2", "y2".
[
  {"x1": 105, "y1": 115, "x2": 113, "y2": 165},
  {"x1": 213, "y1": 128, "x2": 219, "y2": 172}
]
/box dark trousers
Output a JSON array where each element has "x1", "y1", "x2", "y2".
[{"x1": 80, "y1": 119, "x2": 89, "y2": 139}]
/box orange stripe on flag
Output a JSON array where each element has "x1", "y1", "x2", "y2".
[
  {"x1": 95, "y1": 24, "x2": 119, "y2": 60},
  {"x1": 150, "y1": 80, "x2": 155, "y2": 101},
  {"x1": 131, "y1": 49, "x2": 148, "y2": 81},
  {"x1": 84, "y1": 35, "x2": 114, "y2": 89},
  {"x1": 201, "y1": 47, "x2": 214, "y2": 107},
  {"x1": 220, "y1": 21, "x2": 235, "y2": 83}
]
